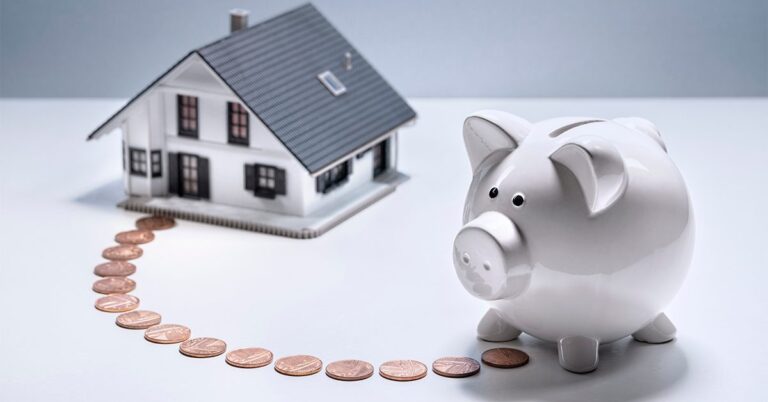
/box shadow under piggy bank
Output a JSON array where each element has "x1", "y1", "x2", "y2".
[{"x1": 461, "y1": 335, "x2": 687, "y2": 402}]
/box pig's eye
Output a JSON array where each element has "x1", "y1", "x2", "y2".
[
  {"x1": 512, "y1": 193, "x2": 526, "y2": 207},
  {"x1": 489, "y1": 187, "x2": 499, "y2": 199}
]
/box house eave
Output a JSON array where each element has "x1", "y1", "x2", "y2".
[
  {"x1": 86, "y1": 51, "x2": 197, "y2": 141},
  {"x1": 307, "y1": 116, "x2": 417, "y2": 177}
]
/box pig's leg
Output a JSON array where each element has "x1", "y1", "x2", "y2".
[
  {"x1": 477, "y1": 309, "x2": 522, "y2": 341},
  {"x1": 557, "y1": 336, "x2": 599, "y2": 373},
  {"x1": 632, "y1": 313, "x2": 676, "y2": 344}
]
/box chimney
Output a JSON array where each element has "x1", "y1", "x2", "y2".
[
  {"x1": 344, "y1": 52, "x2": 352, "y2": 71},
  {"x1": 230, "y1": 9, "x2": 249, "y2": 33}
]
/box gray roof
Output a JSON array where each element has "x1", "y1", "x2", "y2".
[{"x1": 88, "y1": 3, "x2": 416, "y2": 174}]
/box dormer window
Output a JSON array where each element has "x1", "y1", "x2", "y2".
[{"x1": 317, "y1": 71, "x2": 346, "y2": 96}]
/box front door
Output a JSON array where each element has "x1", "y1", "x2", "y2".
[
  {"x1": 169, "y1": 152, "x2": 210, "y2": 199},
  {"x1": 372, "y1": 139, "x2": 388, "y2": 177}
]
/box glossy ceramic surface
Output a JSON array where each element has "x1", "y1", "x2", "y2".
[{"x1": 453, "y1": 111, "x2": 694, "y2": 372}]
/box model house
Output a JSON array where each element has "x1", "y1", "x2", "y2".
[{"x1": 87, "y1": 4, "x2": 416, "y2": 238}]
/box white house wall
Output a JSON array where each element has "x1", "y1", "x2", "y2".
[
  {"x1": 165, "y1": 136, "x2": 305, "y2": 214},
  {"x1": 147, "y1": 92, "x2": 167, "y2": 196},
  {"x1": 123, "y1": 97, "x2": 151, "y2": 196},
  {"x1": 158, "y1": 62, "x2": 308, "y2": 215},
  {"x1": 302, "y1": 133, "x2": 397, "y2": 215}
]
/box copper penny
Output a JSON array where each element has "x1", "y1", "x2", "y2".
[
  {"x1": 432, "y1": 356, "x2": 481, "y2": 378},
  {"x1": 115, "y1": 229, "x2": 155, "y2": 245},
  {"x1": 481, "y1": 348, "x2": 529, "y2": 368},
  {"x1": 116, "y1": 310, "x2": 162, "y2": 329},
  {"x1": 94, "y1": 294, "x2": 139, "y2": 313},
  {"x1": 179, "y1": 337, "x2": 227, "y2": 358},
  {"x1": 379, "y1": 360, "x2": 428, "y2": 381},
  {"x1": 136, "y1": 216, "x2": 176, "y2": 231},
  {"x1": 92, "y1": 277, "x2": 136, "y2": 294},
  {"x1": 102, "y1": 244, "x2": 142, "y2": 261},
  {"x1": 144, "y1": 324, "x2": 191, "y2": 344},
  {"x1": 274, "y1": 355, "x2": 323, "y2": 376},
  {"x1": 325, "y1": 359, "x2": 374, "y2": 381},
  {"x1": 94, "y1": 261, "x2": 136, "y2": 277},
  {"x1": 226, "y1": 348, "x2": 274, "y2": 368}
]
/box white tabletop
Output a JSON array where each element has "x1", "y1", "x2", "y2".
[{"x1": 1, "y1": 98, "x2": 766, "y2": 402}]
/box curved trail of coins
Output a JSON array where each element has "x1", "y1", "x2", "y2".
[{"x1": 93, "y1": 216, "x2": 530, "y2": 381}]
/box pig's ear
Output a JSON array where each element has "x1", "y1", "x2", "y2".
[
  {"x1": 614, "y1": 117, "x2": 667, "y2": 152},
  {"x1": 463, "y1": 110, "x2": 531, "y2": 172},
  {"x1": 550, "y1": 136, "x2": 628, "y2": 216}
]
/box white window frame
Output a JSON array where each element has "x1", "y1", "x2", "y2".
[{"x1": 317, "y1": 71, "x2": 347, "y2": 96}]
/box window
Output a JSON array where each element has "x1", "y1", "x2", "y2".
[
  {"x1": 169, "y1": 152, "x2": 210, "y2": 199},
  {"x1": 129, "y1": 148, "x2": 147, "y2": 176},
  {"x1": 257, "y1": 165, "x2": 276, "y2": 191},
  {"x1": 317, "y1": 71, "x2": 346, "y2": 96},
  {"x1": 181, "y1": 154, "x2": 199, "y2": 196},
  {"x1": 228, "y1": 102, "x2": 249, "y2": 145},
  {"x1": 316, "y1": 159, "x2": 352, "y2": 194},
  {"x1": 151, "y1": 150, "x2": 162, "y2": 178},
  {"x1": 177, "y1": 95, "x2": 198, "y2": 138},
  {"x1": 244, "y1": 163, "x2": 286, "y2": 199}
]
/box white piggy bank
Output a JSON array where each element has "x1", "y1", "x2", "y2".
[{"x1": 453, "y1": 111, "x2": 694, "y2": 373}]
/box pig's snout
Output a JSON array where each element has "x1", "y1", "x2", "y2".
[{"x1": 453, "y1": 211, "x2": 530, "y2": 301}]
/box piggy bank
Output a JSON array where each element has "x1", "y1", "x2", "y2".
[{"x1": 453, "y1": 111, "x2": 694, "y2": 373}]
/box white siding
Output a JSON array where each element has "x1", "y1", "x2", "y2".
[
  {"x1": 123, "y1": 98, "x2": 150, "y2": 196},
  {"x1": 147, "y1": 92, "x2": 166, "y2": 196},
  {"x1": 301, "y1": 135, "x2": 396, "y2": 215},
  {"x1": 164, "y1": 137, "x2": 306, "y2": 215}
]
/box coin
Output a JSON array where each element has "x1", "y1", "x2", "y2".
[
  {"x1": 226, "y1": 348, "x2": 274, "y2": 368},
  {"x1": 274, "y1": 355, "x2": 323, "y2": 376},
  {"x1": 116, "y1": 310, "x2": 161, "y2": 329},
  {"x1": 144, "y1": 324, "x2": 191, "y2": 344},
  {"x1": 115, "y1": 229, "x2": 155, "y2": 245},
  {"x1": 481, "y1": 348, "x2": 529, "y2": 368},
  {"x1": 179, "y1": 337, "x2": 227, "y2": 358},
  {"x1": 136, "y1": 216, "x2": 176, "y2": 231},
  {"x1": 102, "y1": 245, "x2": 143, "y2": 261},
  {"x1": 432, "y1": 357, "x2": 481, "y2": 378},
  {"x1": 379, "y1": 360, "x2": 428, "y2": 381},
  {"x1": 325, "y1": 359, "x2": 374, "y2": 381},
  {"x1": 94, "y1": 261, "x2": 136, "y2": 277},
  {"x1": 92, "y1": 277, "x2": 136, "y2": 294},
  {"x1": 94, "y1": 294, "x2": 139, "y2": 313}
]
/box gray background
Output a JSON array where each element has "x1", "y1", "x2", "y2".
[{"x1": 1, "y1": 0, "x2": 767, "y2": 98}]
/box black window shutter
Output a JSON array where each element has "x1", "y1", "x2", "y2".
[
  {"x1": 227, "y1": 102, "x2": 233, "y2": 138},
  {"x1": 244, "y1": 164, "x2": 255, "y2": 191},
  {"x1": 316, "y1": 175, "x2": 325, "y2": 193},
  {"x1": 198, "y1": 157, "x2": 210, "y2": 199},
  {"x1": 275, "y1": 168, "x2": 286, "y2": 195},
  {"x1": 168, "y1": 152, "x2": 179, "y2": 195}
]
